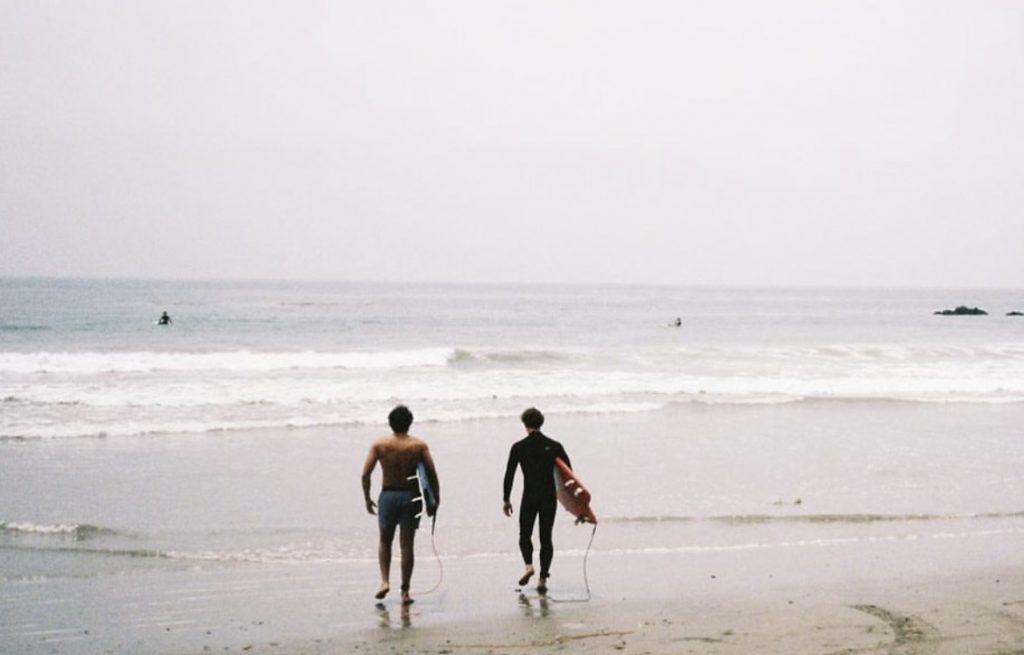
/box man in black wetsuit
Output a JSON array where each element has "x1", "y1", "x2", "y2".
[{"x1": 502, "y1": 407, "x2": 571, "y2": 594}]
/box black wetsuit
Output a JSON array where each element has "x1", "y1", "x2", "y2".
[{"x1": 503, "y1": 431, "x2": 571, "y2": 578}]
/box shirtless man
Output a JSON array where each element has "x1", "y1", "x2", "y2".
[{"x1": 361, "y1": 405, "x2": 440, "y2": 606}]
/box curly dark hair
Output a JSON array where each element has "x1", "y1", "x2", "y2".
[{"x1": 388, "y1": 405, "x2": 413, "y2": 433}]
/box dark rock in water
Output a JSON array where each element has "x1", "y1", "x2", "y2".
[
  {"x1": 1008, "y1": 311, "x2": 1024, "y2": 316},
  {"x1": 933, "y1": 305, "x2": 988, "y2": 316}
]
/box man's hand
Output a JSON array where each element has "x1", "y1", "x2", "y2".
[
  {"x1": 365, "y1": 498, "x2": 377, "y2": 515},
  {"x1": 502, "y1": 501, "x2": 513, "y2": 517}
]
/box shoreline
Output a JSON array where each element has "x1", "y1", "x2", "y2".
[{"x1": 4, "y1": 402, "x2": 1024, "y2": 654}]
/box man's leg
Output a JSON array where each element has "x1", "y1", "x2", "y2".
[
  {"x1": 377, "y1": 522, "x2": 397, "y2": 599},
  {"x1": 537, "y1": 497, "x2": 556, "y2": 591},
  {"x1": 398, "y1": 522, "x2": 416, "y2": 605},
  {"x1": 518, "y1": 497, "x2": 538, "y2": 585}
]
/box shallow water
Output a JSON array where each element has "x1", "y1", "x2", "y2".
[{"x1": 3, "y1": 402, "x2": 1023, "y2": 580}]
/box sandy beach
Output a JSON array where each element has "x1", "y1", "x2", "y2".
[
  {"x1": 4, "y1": 401, "x2": 1024, "y2": 654},
  {"x1": 312, "y1": 567, "x2": 1024, "y2": 655},
  {"x1": 8, "y1": 507, "x2": 1024, "y2": 654}
]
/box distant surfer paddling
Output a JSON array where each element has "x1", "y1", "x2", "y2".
[
  {"x1": 502, "y1": 407, "x2": 571, "y2": 595},
  {"x1": 361, "y1": 405, "x2": 441, "y2": 606},
  {"x1": 157, "y1": 311, "x2": 172, "y2": 325}
]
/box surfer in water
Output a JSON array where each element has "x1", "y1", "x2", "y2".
[
  {"x1": 502, "y1": 407, "x2": 571, "y2": 595},
  {"x1": 361, "y1": 405, "x2": 441, "y2": 606},
  {"x1": 157, "y1": 311, "x2": 172, "y2": 325}
]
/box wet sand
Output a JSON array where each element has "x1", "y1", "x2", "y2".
[
  {"x1": 264, "y1": 555, "x2": 1024, "y2": 655},
  {"x1": 7, "y1": 504, "x2": 1024, "y2": 654},
  {"x1": 4, "y1": 402, "x2": 1024, "y2": 654}
]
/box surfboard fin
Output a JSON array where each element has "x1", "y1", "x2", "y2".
[{"x1": 410, "y1": 472, "x2": 430, "y2": 519}]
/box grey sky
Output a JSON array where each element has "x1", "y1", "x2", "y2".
[{"x1": 1, "y1": 1, "x2": 1022, "y2": 287}]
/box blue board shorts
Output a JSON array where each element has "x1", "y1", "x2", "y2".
[{"x1": 378, "y1": 489, "x2": 420, "y2": 532}]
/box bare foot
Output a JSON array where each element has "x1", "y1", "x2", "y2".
[
  {"x1": 401, "y1": 585, "x2": 414, "y2": 606},
  {"x1": 537, "y1": 576, "x2": 548, "y2": 596},
  {"x1": 518, "y1": 565, "x2": 535, "y2": 587},
  {"x1": 375, "y1": 582, "x2": 390, "y2": 600}
]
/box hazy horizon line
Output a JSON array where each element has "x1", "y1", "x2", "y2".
[{"x1": 2, "y1": 274, "x2": 1021, "y2": 293}]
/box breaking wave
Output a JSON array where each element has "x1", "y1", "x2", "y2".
[
  {"x1": 0, "y1": 349, "x2": 455, "y2": 374},
  {"x1": 448, "y1": 348, "x2": 571, "y2": 367},
  {"x1": 0, "y1": 522, "x2": 119, "y2": 540},
  {"x1": 2, "y1": 342, "x2": 1023, "y2": 439},
  {"x1": 0, "y1": 347, "x2": 583, "y2": 375},
  {"x1": 1, "y1": 343, "x2": 1022, "y2": 375}
]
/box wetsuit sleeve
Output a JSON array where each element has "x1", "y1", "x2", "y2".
[
  {"x1": 557, "y1": 443, "x2": 571, "y2": 470},
  {"x1": 503, "y1": 444, "x2": 519, "y2": 503}
]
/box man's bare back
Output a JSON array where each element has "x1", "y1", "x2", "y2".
[
  {"x1": 371, "y1": 434, "x2": 431, "y2": 491},
  {"x1": 362, "y1": 432, "x2": 441, "y2": 516}
]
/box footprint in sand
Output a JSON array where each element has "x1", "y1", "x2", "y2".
[{"x1": 850, "y1": 604, "x2": 940, "y2": 655}]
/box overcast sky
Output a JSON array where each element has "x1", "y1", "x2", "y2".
[{"x1": 1, "y1": 1, "x2": 1022, "y2": 287}]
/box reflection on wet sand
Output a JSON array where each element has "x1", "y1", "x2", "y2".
[
  {"x1": 519, "y1": 592, "x2": 550, "y2": 618},
  {"x1": 376, "y1": 602, "x2": 412, "y2": 629}
]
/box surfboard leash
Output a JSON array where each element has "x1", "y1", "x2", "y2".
[
  {"x1": 547, "y1": 522, "x2": 597, "y2": 603},
  {"x1": 415, "y1": 514, "x2": 445, "y2": 596}
]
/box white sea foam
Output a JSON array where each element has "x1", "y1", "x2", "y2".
[
  {"x1": 0, "y1": 349, "x2": 455, "y2": 374},
  {"x1": 0, "y1": 522, "x2": 82, "y2": 535},
  {"x1": 0, "y1": 522, "x2": 115, "y2": 539},
  {"x1": 2, "y1": 343, "x2": 1023, "y2": 438},
  {"x1": 12, "y1": 525, "x2": 1019, "y2": 566},
  {"x1": 2, "y1": 343, "x2": 1021, "y2": 376}
]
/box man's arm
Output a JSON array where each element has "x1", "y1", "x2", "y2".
[
  {"x1": 502, "y1": 445, "x2": 518, "y2": 515},
  {"x1": 422, "y1": 444, "x2": 440, "y2": 507},
  {"x1": 557, "y1": 442, "x2": 572, "y2": 470},
  {"x1": 361, "y1": 442, "x2": 379, "y2": 515}
]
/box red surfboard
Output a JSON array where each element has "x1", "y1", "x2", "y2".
[{"x1": 553, "y1": 457, "x2": 597, "y2": 524}]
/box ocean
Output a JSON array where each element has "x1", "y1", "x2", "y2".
[
  {"x1": 2, "y1": 279, "x2": 1023, "y2": 653},
  {"x1": 2, "y1": 279, "x2": 1023, "y2": 440}
]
